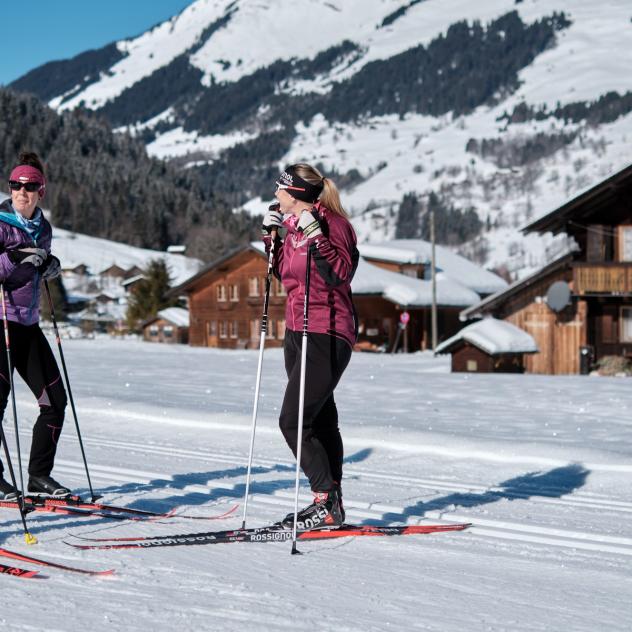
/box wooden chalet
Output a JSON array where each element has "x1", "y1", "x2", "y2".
[
  {"x1": 461, "y1": 164, "x2": 632, "y2": 375},
  {"x1": 169, "y1": 245, "x2": 287, "y2": 349},
  {"x1": 143, "y1": 307, "x2": 190, "y2": 344},
  {"x1": 170, "y1": 242, "x2": 493, "y2": 351}
]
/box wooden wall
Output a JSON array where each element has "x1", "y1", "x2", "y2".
[
  {"x1": 353, "y1": 298, "x2": 463, "y2": 352},
  {"x1": 188, "y1": 253, "x2": 286, "y2": 349},
  {"x1": 452, "y1": 345, "x2": 494, "y2": 373},
  {"x1": 509, "y1": 301, "x2": 586, "y2": 374}
]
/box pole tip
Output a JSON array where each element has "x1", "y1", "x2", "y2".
[
  {"x1": 291, "y1": 543, "x2": 302, "y2": 556},
  {"x1": 25, "y1": 532, "x2": 38, "y2": 545}
]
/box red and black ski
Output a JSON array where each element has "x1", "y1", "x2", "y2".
[
  {"x1": 0, "y1": 562, "x2": 39, "y2": 579},
  {"x1": 67, "y1": 522, "x2": 471, "y2": 550},
  {"x1": 0, "y1": 547, "x2": 113, "y2": 576},
  {"x1": 0, "y1": 496, "x2": 238, "y2": 522}
]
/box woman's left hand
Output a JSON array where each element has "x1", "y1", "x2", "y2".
[
  {"x1": 297, "y1": 210, "x2": 322, "y2": 238},
  {"x1": 41, "y1": 255, "x2": 61, "y2": 280}
]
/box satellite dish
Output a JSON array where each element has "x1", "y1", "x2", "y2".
[{"x1": 546, "y1": 281, "x2": 571, "y2": 312}]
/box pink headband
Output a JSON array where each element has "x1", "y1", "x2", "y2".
[{"x1": 9, "y1": 165, "x2": 46, "y2": 199}]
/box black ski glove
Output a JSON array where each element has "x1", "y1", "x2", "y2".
[
  {"x1": 41, "y1": 255, "x2": 62, "y2": 280},
  {"x1": 8, "y1": 247, "x2": 47, "y2": 267}
]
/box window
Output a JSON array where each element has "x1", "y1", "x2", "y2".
[
  {"x1": 619, "y1": 226, "x2": 632, "y2": 261},
  {"x1": 208, "y1": 321, "x2": 217, "y2": 336},
  {"x1": 250, "y1": 319, "x2": 260, "y2": 340},
  {"x1": 249, "y1": 277, "x2": 259, "y2": 297},
  {"x1": 230, "y1": 320, "x2": 239, "y2": 339},
  {"x1": 466, "y1": 360, "x2": 478, "y2": 372},
  {"x1": 229, "y1": 284, "x2": 239, "y2": 302},
  {"x1": 149, "y1": 325, "x2": 159, "y2": 336},
  {"x1": 219, "y1": 321, "x2": 228, "y2": 339},
  {"x1": 217, "y1": 285, "x2": 227, "y2": 302},
  {"x1": 621, "y1": 307, "x2": 632, "y2": 342},
  {"x1": 163, "y1": 325, "x2": 174, "y2": 338}
]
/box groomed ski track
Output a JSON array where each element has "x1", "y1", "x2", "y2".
[{"x1": 1, "y1": 340, "x2": 631, "y2": 631}]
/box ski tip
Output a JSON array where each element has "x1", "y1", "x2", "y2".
[{"x1": 63, "y1": 540, "x2": 90, "y2": 550}]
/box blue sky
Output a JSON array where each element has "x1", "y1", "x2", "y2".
[{"x1": 0, "y1": 0, "x2": 191, "y2": 86}]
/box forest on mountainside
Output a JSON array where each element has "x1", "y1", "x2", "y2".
[
  {"x1": 185, "y1": 11, "x2": 573, "y2": 209},
  {"x1": 10, "y1": 10, "x2": 576, "y2": 219},
  {"x1": 394, "y1": 192, "x2": 483, "y2": 245},
  {"x1": 0, "y1": 89, "x2": 259, "y2": 261}
]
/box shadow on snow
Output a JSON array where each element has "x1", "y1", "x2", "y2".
[{"x1": 374, "y1": 463, "x2": 591, "y2": 524}]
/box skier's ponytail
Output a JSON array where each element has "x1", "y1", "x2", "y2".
[{"x1": 292, "y1": 163, "x2": 349, "y2": 219}]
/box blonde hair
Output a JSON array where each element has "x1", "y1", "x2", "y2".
[{"x1": 293, "y1": 163, "x2": 349, "y2": 218}]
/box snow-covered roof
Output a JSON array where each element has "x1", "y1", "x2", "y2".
[
  {"x1": 37, "y1": 214, "x2": 203, "y2": 286},
  {"x1": 352, "y1": 258, "x2": 480, "y2": 307},
  {"x1": 122, "y1": 274, "x2": 145, "y2": 286},
  {"x1": 358, "y1": 240, "x2": 507, "y2": 295},
  {"x1": 436, "y1": 318, "x2": 539, "y2": 356},
  {"x1": 157, "y1": 307, "x2": 190, "y2": 327},
  {"x1": 247, "y1": 242, "x2": 480, "y2": 307}
]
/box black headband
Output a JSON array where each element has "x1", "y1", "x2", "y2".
[{"x1": 276, "y1": 166, "x2": 324, "y2": 203}]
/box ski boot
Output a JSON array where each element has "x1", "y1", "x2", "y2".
[
  {"x1": 282, "y1": 487, "x2": 344, "y2": 531},
  {"x1": 28, "y1": 475, "x2": 71, "y2": 498},
  {"x1": 0, "y1": 477, "x2": 20, "y2": 501}
]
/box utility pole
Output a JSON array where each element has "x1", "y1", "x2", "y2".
[{"x1": 430, "y1": 207, "x2": 438, "y2": 351}]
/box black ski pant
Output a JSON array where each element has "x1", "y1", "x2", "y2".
[
  {"x1": 0, "y1": 321, "x2": 67, "y2": 479},
  {"x1": 279, "y1": 330, "x2": 352, "y2": 493}
]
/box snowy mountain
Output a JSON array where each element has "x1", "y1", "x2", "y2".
[{"x1": 12, "y1": 0, "x2": 632, "y2": 280}]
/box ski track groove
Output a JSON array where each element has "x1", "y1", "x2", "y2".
[
  {"x1": 8, "y1": 427, "x2": 632, "y2": 558},
  {"x1": 17, "y1": 431, "x2": 630, "y2": 514}
]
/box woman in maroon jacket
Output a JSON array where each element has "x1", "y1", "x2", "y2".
[{"x1": 262, "y1": 163, "x2": 359, "y2": 529}]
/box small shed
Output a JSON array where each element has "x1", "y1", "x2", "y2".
[
  {"x1": 435, "y1": 318, "x2": 538, "y2": 373},
  {"x1": 143, "y1": 307, "x2": 190, "y2": 344}
]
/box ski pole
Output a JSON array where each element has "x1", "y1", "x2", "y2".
[
  {"x1": 291, "y1": 244, "x2": 312, "y2": 555},
  {"x1": 0, "y1": 283, "x2": 37, "y2": 544},
  {"x1": 242, "y1": 216, "x2": 279, "y2": 529},
  {"x1": 44, "y1": 281, "x2": 100, "y2": 502}
]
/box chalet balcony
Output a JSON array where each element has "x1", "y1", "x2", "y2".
[{"x1": 573, "y1": 262, "x2": 632, "y2": 295}]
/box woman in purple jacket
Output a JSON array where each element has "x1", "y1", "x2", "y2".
[
  {"x1": 262, "y1": 163, "x2": 359, "y2": 529},
  {"x1": 0, "y1": 152, "x2": 69, "y2": 500}
]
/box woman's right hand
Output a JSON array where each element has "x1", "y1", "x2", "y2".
[
  {"x1": 262, "y1": 204, "x2": 283, "y2": 235},
  {"x1": 8, "y1": 247, "x2": 47, "y2": 267}
]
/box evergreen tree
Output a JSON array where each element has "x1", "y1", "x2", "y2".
[
  {"x1": 395, "y1": 193, "x2": 423, "y2": 238},
  {"x1": 126, "y1": 259, "x2": 177, "y2": 331}
]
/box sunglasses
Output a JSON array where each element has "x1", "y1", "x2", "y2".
[
  {"x1": 275, "y1": 182, "x2": 306, "y2": 193},
  {"x1": 8, "y1": 180, "x2": 41, "y2": 193}
]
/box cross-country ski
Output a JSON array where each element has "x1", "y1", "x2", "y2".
[
  {"x1": 0, "y1": 495, "x2": 238, "y2": 521},
  {"x1": 0, "y1": 562, "x2": 39, "y2": 579},
  {"x1": 67, "y1": 522, "x2": 471, "y2": 550},
  {"x1": 0, "y1": 547, "x2": 113, "y2": 576}
]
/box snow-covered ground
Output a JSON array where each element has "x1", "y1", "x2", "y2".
[{"x1": 2, "y1": 339, "x2": 632, "y2": 630}]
